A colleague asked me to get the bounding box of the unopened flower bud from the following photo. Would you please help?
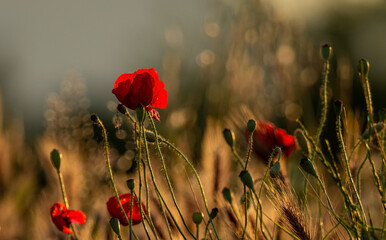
[209,208,218,219]
[222,187,233,204]
[334,99,343,117]
[300,158,317,178]
[358,59,370,78]
[126,179,135,190]
[362,122,385,139]
[361,228,370,240]
[117,104,127,114]
[294,129,310,157]
[145,131,156,142]
[136,105,145,124]
[247,119,257,134]
[109,218,121,236]
[192,212,204,224]
[90,113,98,123]
[321,43,332,61]
[270,161,281,178]
[239,170,254,190]
[50,149,61,170]
[223,129,235,148]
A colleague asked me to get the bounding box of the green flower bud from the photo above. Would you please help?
[126,179,135,190]
[145,130,156,142]
[362,122,385,139]
[209,208,218,219]
[270,161,281,178]
[321,43,332,61]
[90,113,98,123]
[222,187,233,204]
[334,99,343,117]
[109,218,121,236]
[294,129,310,157]
[360,228,370,240]
[247,119,257,134]
[192,212,204,225]
[50,149,61,170]
[223,129,235,148]
[239,170,254,190]
[300,158,317,178]
[358,58,370,78]
[136,105,145,124]
[117,104,127,114]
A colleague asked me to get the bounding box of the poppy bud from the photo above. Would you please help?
[90,113,99,123]
[109,218,121,236]
[294,129,310,157]
[239,170,254,190]
[126,179,135,190]
[50,149,61,170]
[358,59,370,78]
[222,187,233,204]
[247,119,257,134]
[136,105,145,124]
[145,130,156,142]
[362,122,385,139]
[321,43,332,61]
[378,108,386,122]
[270,161,281,178]
[334,99,343,117]
[223,129,235,148]
[117,104,127,114]
[361,228,370,240]
[192,212,204,225]
[209,208,218,219]
[300,158,317,178]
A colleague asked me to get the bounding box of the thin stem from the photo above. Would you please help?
[129,190,133,240]
[148,115,196,239]
[135,122,152,239]
[196,224,200,240]
[57,170,78,239]
[141,124,174,239]
[149,117,219,239]
[251,190,268,240]
[232,148,245,168]
[336,114,367,226]
[241,185,248,240]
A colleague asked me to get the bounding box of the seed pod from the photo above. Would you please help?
[247,119,257,134]
[192,212,204,225]
[223,129,235,148]
[210,208,219,219]
[321,43,332,61]
[126,179,135,190]
[270,161,281,178]
[222,187,233,204]
[300,158,317,178]
[50,149,61,170]
[239,170,254,190]
[109,218,121,236]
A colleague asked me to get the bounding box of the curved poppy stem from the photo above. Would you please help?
[135,121,153,239]
[149,116,220,239]
[148,114,198,239]
[92,116,133,230]
[140,124,175,239]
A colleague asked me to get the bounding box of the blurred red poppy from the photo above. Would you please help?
[106,193,145,226]
[245,122,295,164]
[112,68,168,121]
[50,202,86,234]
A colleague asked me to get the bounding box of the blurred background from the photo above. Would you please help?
[0,0,385,239]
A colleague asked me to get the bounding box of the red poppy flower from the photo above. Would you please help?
[245,122,295,164]
[106,193,146,226]
[112,68,168,121]
[50,202,86,234]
